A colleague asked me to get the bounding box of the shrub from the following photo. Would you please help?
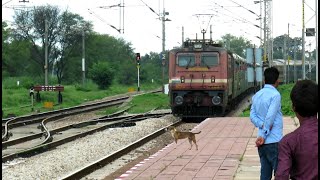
[88,61,114,89]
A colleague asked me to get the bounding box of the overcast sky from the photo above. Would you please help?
[2,0,317,54]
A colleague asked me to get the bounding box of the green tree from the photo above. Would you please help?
[2,21,11,77]
[218,34,253,58]
[12,5,93,84]
[117,61,137,85]
[88,61,114,89]
[68,33,134,85]
[2,21,35,77]
[140,52,164,84]
[54,11,93,84]
[272,35,302,60]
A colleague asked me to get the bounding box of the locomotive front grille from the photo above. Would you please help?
[172,105,224,117]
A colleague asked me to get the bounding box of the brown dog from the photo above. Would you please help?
[167,126,201,150]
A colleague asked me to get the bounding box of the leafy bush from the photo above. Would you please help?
[88,61,114,89]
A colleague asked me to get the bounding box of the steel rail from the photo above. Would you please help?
[60,120,182,180]
[1,89,161,123]
[2,112,171,163]
[2,97,128,142]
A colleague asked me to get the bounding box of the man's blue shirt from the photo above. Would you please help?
[250,84,283,144]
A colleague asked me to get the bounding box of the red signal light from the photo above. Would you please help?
[136,53,141,61]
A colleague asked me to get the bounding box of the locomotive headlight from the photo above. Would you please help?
[212,96,221,105]
[175,96,183,105]
[180,76,185,83]
[211,76,215,83]
[194,43,202,49]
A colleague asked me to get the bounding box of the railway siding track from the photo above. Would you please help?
[2,111,172,163]
[2,89,162,142]
[2,97,128,142]
[2,96,129,124]
[2,89,161,123]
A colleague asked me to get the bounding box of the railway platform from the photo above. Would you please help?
[115,116,298,180]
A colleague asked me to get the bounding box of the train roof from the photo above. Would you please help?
[170,38,226,52]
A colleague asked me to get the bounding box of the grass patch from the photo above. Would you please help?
[2,77,164,117]
[95,106,126,116]
[126,93,170,114]
[241,83,295,117]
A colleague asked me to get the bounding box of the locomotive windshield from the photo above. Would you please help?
[177,54,195,67]
[201,53,219,67]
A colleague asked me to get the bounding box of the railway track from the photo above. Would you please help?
[2,97,128,142]
[2,110,171,163]
[2,109,185,179]
[2,91,251,179]
[2,89,162,142]
[60,119,182,180]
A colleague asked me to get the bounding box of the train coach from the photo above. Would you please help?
[168,34,259,118]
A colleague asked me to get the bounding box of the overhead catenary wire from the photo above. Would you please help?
[139,0,159,17]
[205,5,260,44]
[227,0,260,18]
[2,0,14,6]
[211,1,263,29]
[98,4,121,9]
[87,8,121,33]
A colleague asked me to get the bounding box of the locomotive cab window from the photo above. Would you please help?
[201,53,219,67]
[177,54,195,67]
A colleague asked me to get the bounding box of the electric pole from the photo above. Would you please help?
[161,9,165,93]
[161,6,170,92]
[283,33,287,83]
[261,0,273,67]
[302,0,306,80]
[45,19,48,86]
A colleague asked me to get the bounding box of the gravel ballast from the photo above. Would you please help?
[2,114,181,179]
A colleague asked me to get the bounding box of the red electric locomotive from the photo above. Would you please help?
[168,32,255,118]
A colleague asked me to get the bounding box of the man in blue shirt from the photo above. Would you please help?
[250,67,283,180]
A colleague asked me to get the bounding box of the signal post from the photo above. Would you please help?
[136,53,141,92]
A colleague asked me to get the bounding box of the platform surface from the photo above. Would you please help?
[116,116,298,180]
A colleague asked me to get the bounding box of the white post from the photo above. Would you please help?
[82,29,85,85]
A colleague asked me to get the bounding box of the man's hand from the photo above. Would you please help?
[262,124,273,130]
[255,137,265,147]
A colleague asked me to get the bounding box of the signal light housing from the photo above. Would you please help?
[136,53,141,65]
[136,53,141,60]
